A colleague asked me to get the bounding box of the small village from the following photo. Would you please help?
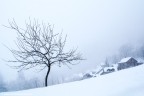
[72,57,144,81]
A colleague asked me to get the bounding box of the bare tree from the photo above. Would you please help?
[6,20,83,86]
[104,57,110,67]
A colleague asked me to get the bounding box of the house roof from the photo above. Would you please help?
[118,57,132,63]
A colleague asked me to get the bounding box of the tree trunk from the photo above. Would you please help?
[45,66,51,87]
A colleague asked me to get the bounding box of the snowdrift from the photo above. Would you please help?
[1,64,144,96]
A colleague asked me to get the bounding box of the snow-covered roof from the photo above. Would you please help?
[118,57,132,63]
[136,58,144,63]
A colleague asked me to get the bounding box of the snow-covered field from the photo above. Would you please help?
[1,64,144,96]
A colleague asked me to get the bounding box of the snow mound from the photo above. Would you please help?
[1,64,144,96]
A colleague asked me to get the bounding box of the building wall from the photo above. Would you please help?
[118,58,138,70]
[127,58,137,66]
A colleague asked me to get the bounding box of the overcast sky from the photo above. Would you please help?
[0,0,144,81]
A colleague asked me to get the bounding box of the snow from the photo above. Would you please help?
[64,73,83,82]
[1,64,144,96]
[118,57,132,63]
[95,66,103,72]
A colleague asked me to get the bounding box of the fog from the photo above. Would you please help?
[0,0,144,82]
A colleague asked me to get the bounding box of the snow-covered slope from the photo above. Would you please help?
[1,64,144,96]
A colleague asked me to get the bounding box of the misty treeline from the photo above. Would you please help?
[0,71,43,92]
[0,73,7,92]
[104,43,144,66]
[0,71,73,92]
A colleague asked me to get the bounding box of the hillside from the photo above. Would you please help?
[1,64,144,96]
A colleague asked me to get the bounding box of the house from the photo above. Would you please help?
[101,67,116,75]
[82,69,100,79]
[82,72,95,79]
[118,57,138,70]
[96,66,116,76]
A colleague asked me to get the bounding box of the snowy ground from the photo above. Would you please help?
[1,64,144,96]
